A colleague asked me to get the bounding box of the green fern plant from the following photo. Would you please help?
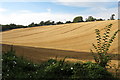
[91,24,119,68]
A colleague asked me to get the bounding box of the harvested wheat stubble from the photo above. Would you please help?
[1,20,119,53]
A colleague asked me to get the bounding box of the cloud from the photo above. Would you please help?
[91,7,118,19]
[18,10,31,13]
[53,1,118,19]
[0,8,7,12]
[0,11,76,25]
[47,8,51,13]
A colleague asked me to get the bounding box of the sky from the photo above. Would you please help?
[0,0,119,25]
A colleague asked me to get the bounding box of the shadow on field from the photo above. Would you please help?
[1,44,119,63]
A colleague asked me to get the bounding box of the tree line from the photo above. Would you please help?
[1,14,115,32]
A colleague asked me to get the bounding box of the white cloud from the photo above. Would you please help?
[47,8,51,13]
[0,11,76,25]
[0,8,7,12]
[18,10,31,13]
[91,7,118,19]
[53,1,118,19]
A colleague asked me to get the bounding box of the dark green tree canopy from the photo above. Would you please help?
[86,16,96,22]
[28,22,35,27]
[56,21,64,25]
[96,18,104,21]
[65,21,72,23]
[110,14,115,20]
[39,21,45,26]
[73,16,84,23]
[44,20,52,25]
